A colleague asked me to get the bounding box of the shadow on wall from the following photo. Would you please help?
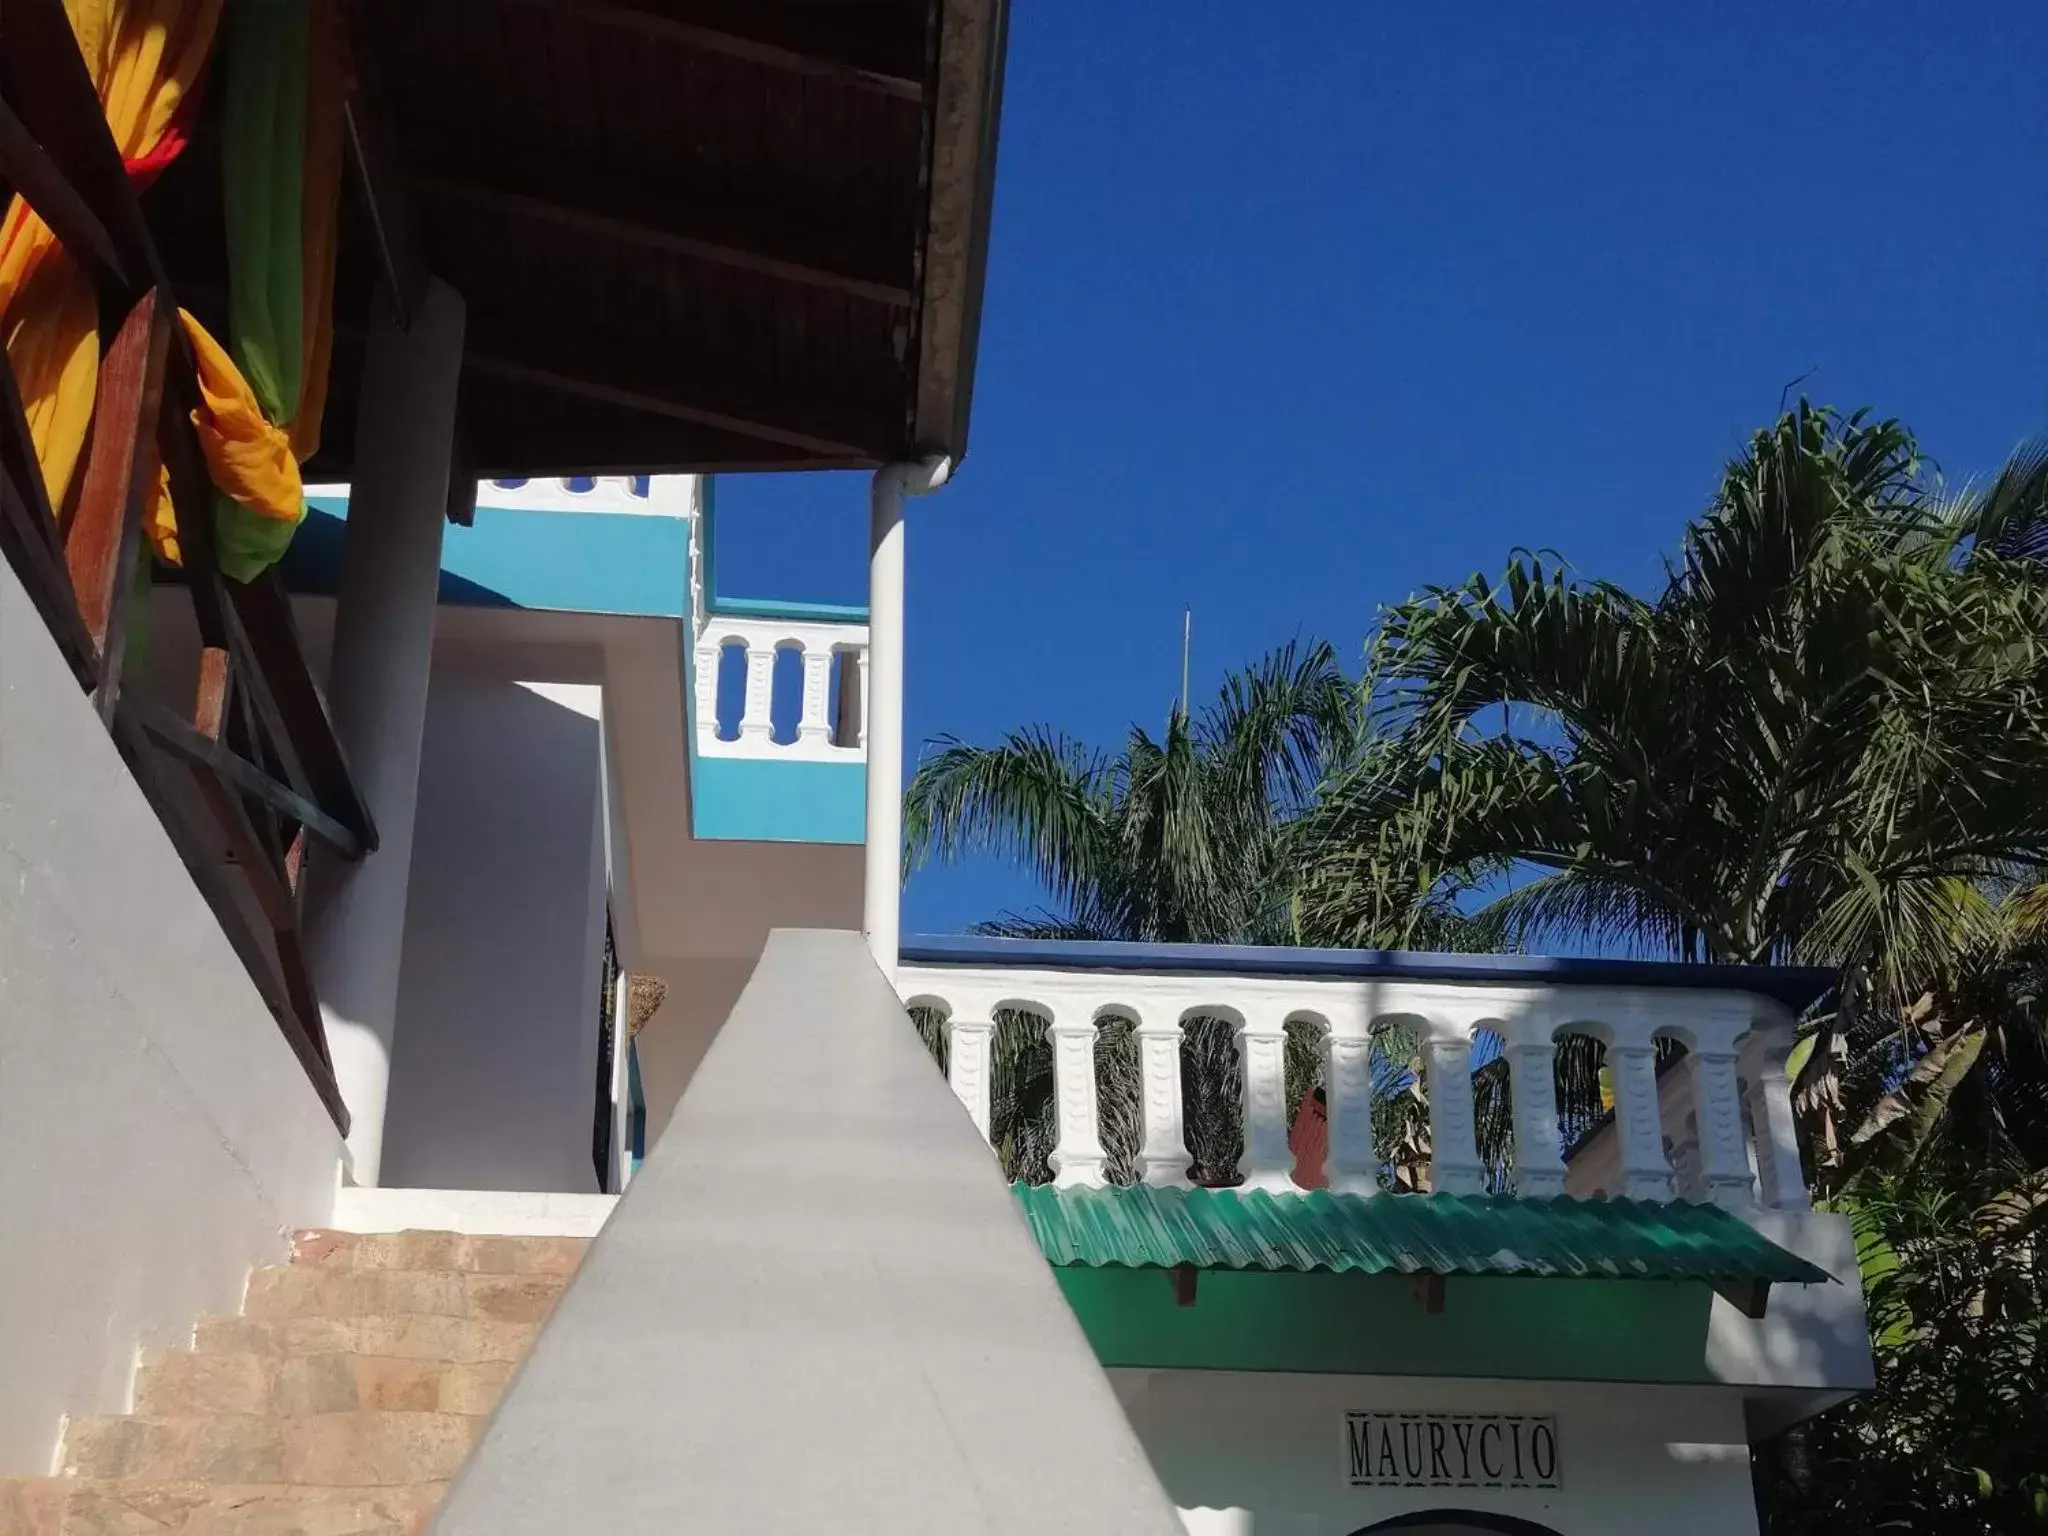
[381,672,609,1193]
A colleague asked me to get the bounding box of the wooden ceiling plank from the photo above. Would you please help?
[501,0,924,102]
[461,350,881,462]
[413,173,914,308]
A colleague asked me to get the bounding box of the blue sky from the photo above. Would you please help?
[714,4,2048,937]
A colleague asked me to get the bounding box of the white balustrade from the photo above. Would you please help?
[478,474,697,517]
[897,957,1810,1229]
[946,1017,994,1141]
[1740,1021,1813,1212]
[1133,1017,1190,1187]
[1046,1014,1108,1187]
[1236,1013,1294,1191]
[1606,1027,1677,1201]
[1422,1025,1487,1196]
[1503,1018,1568,1197]
[1322,1031,1379,1196]
[693,615,870,762]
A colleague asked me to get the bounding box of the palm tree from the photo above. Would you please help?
[905,638,1362,944]
[1297,404,2048,1182]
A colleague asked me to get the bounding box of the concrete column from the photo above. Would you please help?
[862,457,951,975]
[303,279,465,1186]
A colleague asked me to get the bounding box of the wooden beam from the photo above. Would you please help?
[0,91,129,295]
[111,707,351,1135]
[462,347,888,463]
[339,0,429,327]
[1713,1279,1771,1320]
[136,703,363,859]
[1170,1264,1199,1308]
[66,288,170,723]
[0,0,163,294]
[226,573,380,853]
[1410,1273,1446,1314]
[413,173,915,308]
[502,0,924,101]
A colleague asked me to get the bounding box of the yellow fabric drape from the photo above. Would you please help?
[0,0,221,512]
[145,310,303,569]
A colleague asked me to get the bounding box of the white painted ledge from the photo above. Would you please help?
[328,1188,618,1237]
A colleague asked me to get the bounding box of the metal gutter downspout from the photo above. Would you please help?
[864,456,952,975]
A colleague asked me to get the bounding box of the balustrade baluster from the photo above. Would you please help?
[1134,1016,1189,1187]
[1046,1014,1107,1187]
[739,641,775,741]
[1503,1024,1568,1197]
[1323,1029,1379,1196]
[1688,1039,1756,1210]
[945,1016,994,1143]
[1608,1032,1677,1201]
[1740,1025,1811,1212]
[693,641,720,738]
[1423,1027,1487,1196]
[798,642,832,744]
[1234,1013,1293,1190]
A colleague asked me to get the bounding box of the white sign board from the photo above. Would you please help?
[1344,1411,1560,1491]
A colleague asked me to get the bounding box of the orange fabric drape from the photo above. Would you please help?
[0,0,222,512]
[146,310,303,568]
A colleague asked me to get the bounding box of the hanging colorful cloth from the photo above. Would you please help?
[0,0,222,514]
[146,0,346,581]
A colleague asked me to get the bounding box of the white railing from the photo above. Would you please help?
[478,474,698,517]
[693,615,868,762]
[895,953,1813,1220]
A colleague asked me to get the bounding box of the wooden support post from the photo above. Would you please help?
[1410,1273,1446,1314]
[65,286,168,721]
[1171,1263,1198,1308]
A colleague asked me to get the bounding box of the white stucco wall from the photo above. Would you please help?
[1113,1370,1760,1536]
[378,668,608,1193]
[0,563,344,1473]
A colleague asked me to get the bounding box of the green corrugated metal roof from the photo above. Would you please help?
[1012,1184,1833,1285]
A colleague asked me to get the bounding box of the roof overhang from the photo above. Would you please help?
[148,0,1009,481]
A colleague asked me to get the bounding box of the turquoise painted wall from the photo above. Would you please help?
[1055,1268,1720,1385]
[691,756,867,845]
[299,497,690,618]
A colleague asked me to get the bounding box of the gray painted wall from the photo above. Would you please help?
[432,929,1185,1534]
[0,563,343,1472]
[380,669,608,1193]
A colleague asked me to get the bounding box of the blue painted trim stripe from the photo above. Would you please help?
[896,936,1835,1009]
[709,596,871,623]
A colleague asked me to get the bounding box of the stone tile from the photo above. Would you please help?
[60,1418,147,1479]
[135,1352,273,1417]
[463,1275,563,1324]
[54,1479,212,1535]
[385,1233,469,1273]
[352,1272,466,1319]
[350,1359,442,1414]
[274,1319,359,1357]
[282,1414,480,1487]
[463,1237,586,1276]
[192,1319,276,1357]
[352,1316,533,1365]
[275,1355,361,1416]
[435,1362,513,1418]
[0,1477,71,1536]
[291,1230,359,1271]
[243,1269,358,1322]
[65,1418,286,1484]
